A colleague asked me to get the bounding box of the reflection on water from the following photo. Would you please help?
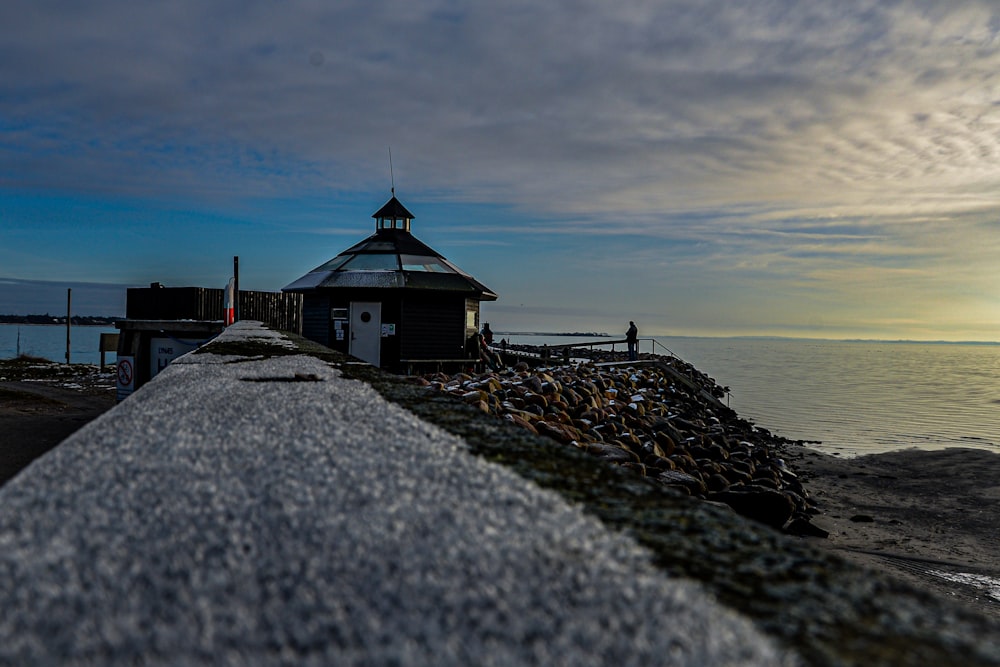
[930,571,1000,603]
[505,334,1000,458]
[669,338,1000,458]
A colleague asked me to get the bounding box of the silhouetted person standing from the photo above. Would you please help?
[626,321,638,361]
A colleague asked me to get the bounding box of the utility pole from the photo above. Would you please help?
[65,288,72,364]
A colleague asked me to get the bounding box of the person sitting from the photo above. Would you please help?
[477,332,504,371]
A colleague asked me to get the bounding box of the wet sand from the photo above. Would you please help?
[788,445,1000,622]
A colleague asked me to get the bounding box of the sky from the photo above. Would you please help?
[3,1,1000,340]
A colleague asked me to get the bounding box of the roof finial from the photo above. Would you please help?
[388,146,395,196]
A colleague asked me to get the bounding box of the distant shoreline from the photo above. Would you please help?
[0,315,120,326]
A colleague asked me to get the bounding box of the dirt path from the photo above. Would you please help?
[787,445,1000,622]
[0,358,117,486]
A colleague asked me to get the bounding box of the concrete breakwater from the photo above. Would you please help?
[0,323,791,666]
[418,355,822,535]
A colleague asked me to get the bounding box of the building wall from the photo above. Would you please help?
[302,295,331,347]
[309,290,403,364]
[400,295,468,360]
[302,289,479,370]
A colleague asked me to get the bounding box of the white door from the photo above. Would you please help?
[349,302,382,366]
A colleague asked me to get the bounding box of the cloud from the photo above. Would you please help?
[4,1,1000,338]
[3,1,998,217]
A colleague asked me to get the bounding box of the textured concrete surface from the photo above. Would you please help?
[0,322,791,666]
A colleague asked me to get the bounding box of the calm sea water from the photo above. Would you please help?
[504,334,1000,458]
[0,323,119,366]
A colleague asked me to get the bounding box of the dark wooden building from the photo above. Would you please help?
[282,195,498,372]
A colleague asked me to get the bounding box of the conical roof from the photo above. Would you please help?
[282,197,498,299]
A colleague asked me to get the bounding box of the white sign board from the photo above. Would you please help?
[150,337,201,378]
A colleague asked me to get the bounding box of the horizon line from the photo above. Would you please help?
[498,331,1000,346]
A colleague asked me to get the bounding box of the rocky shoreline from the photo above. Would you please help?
[415,346,1000,625]
[417,349,825,536]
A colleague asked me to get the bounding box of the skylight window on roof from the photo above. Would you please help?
[400,254,454,273]
[313,255,352,272]
[341,254,400,271]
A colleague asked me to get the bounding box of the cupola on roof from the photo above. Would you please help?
[372,195,415,231]
[282,195,497,299]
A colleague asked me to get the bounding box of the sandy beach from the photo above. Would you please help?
[787,444,1000,622]
[3,356,1000,626]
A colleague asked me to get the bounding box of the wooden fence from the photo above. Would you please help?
[126,286,302,334]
